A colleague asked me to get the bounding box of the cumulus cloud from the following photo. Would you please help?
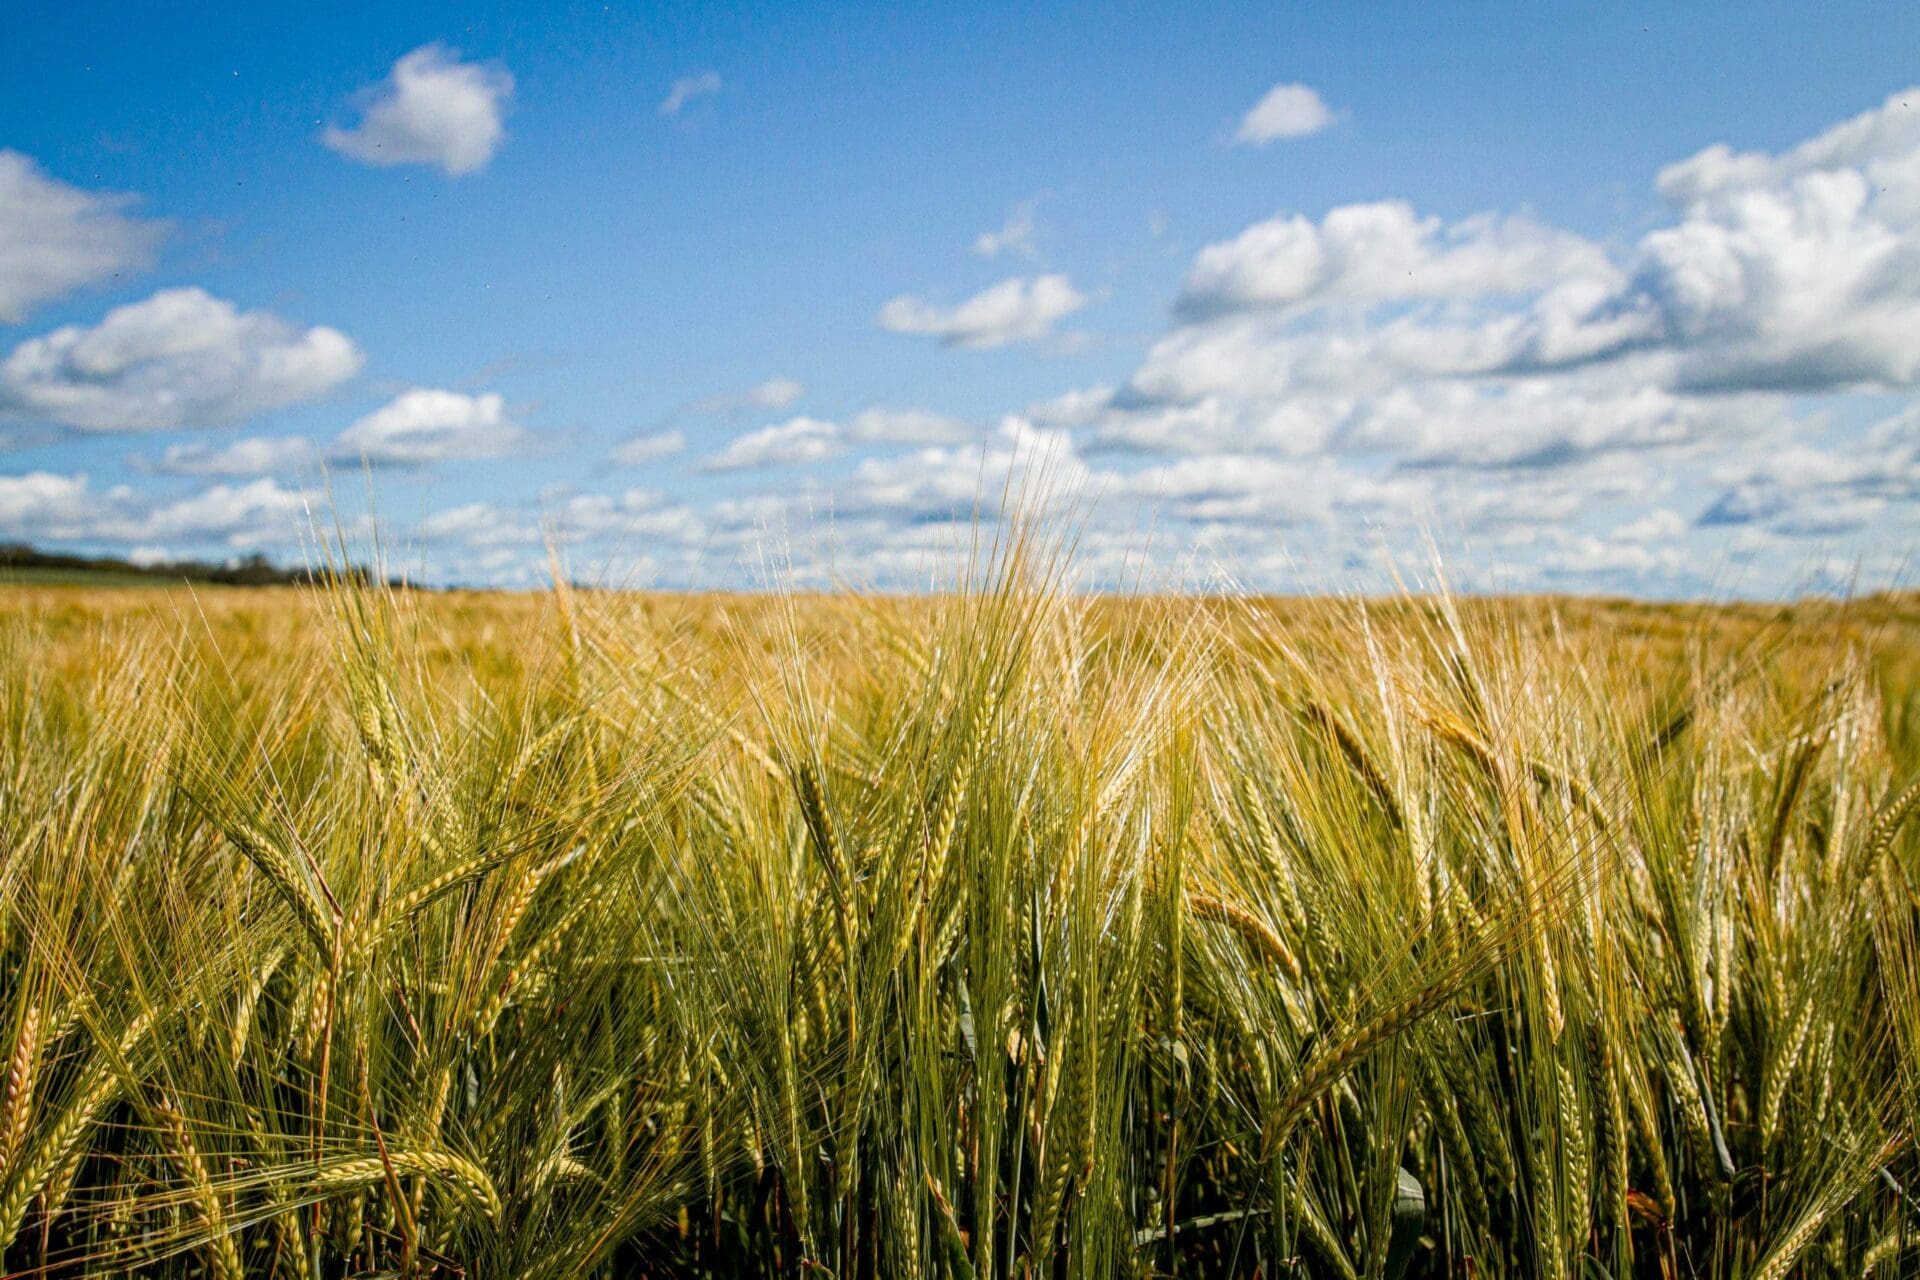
[974,200,1039,259]
[659,71,722,117]
[1235,83,1339,144]
[548,488,706,543]
[1696,408,1920,535]
[1333,378,1776,471]
[1124,309,1524,405]
[30,89,1920,598]
[841,417,1086,522]
[0,470,310,547]
[331,389,527,466]
[689,375,804,415]
[0,152,166,324]
[1105,453,1335,527]
[611,429,687,465]
[0,471,115,542]
[847,406,972,445]
[1302,85,1920,394]
[877,275,1088,350]
[820,92,1891,593]
[1094,81,1920,568]
[141,478,311,543]
[418,490,706,564]
[136,435,318,477]
[1578,89,1920,391]
[0,288,361,432]
[1025,384,1115,427]
[1089,393,1350,455]
[1176,201,1614,320]
[702,416,841,470]
[417,501,531,549]
[324,45,513,176]
[1613,508,1690,544]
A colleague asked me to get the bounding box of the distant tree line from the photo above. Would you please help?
[0,544,404,588]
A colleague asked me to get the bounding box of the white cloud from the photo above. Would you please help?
[689,375,804,415]
[838,92,1899,593]
[0,471,115,541]
[0,288,361,432]
[1025,384,1114,427]
[1697,408,1920,534]
[702,416,842,470]
[1106,453,1334,527]
[877,274,1088,349]
[974,200,1039,259]
[659,71,722,117]
[27,90,1920,599]
[418,501,538,550]
[331,389,526,466]
[1100,82,1920,496]
[1177,200,1614,319]
[141,478,310,543]
[1123,311,1499,404]
[549,488,706,543]
[611,429,687,465]
[0,470,310,548]
[1333,378,1775,470]
[1477,86,1920,392]
[0,152,166,324]
[842,417,1086,521]
[1525,528,1697,586]
[1089,393,1350,455]
[847,406,972,445]
[137,435,318,477]
[1235,83,1339,144]
[417,490,707,574]
[1614,509,1689,543]
[324,45,513,177]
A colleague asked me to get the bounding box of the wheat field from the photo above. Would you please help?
[2,541,1918,1278]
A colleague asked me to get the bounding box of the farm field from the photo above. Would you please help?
[2,560,1918,1278]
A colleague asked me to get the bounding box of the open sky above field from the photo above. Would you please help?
[3,1,1919,594]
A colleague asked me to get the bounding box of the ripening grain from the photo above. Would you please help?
[0,549,1917,1278]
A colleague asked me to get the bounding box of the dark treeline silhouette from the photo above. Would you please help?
[0,544,404,588]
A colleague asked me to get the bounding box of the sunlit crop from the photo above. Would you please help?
[2,537,1917,1277]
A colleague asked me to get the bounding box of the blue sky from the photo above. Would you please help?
[4,2,1920,593]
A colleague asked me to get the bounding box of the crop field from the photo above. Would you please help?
[2,549,1919,1278]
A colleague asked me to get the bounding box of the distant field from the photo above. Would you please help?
[0,545,386,590]
[0,564,186,587]
[1,571,1917,1278]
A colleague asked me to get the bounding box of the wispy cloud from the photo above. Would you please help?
[0,151,166,323]
[689,376,803,415]
[660,71,722,117]
[974,200,1039,259]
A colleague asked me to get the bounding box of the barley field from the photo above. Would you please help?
[2,544,1919,1278]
